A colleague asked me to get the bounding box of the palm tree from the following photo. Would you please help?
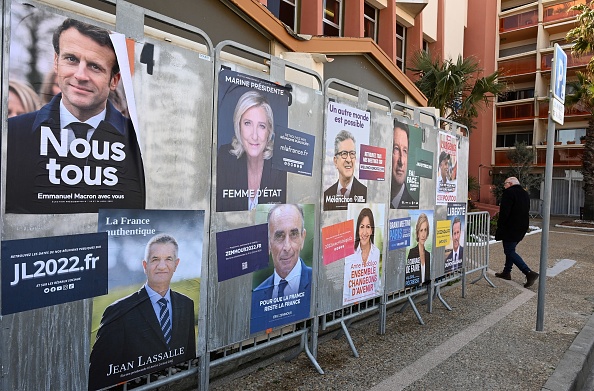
[567,3,594,220]
[565,72,594,220]
[408,50,505,133]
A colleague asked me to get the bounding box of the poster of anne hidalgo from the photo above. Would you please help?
[5,5,145,214]
[216,68,290,212]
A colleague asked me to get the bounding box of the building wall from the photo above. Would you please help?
[465,0,498,204]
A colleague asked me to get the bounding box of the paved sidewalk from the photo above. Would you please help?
[208,217,594,391]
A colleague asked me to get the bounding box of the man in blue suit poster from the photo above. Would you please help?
[250,204,312,334]
[6,18,145,214]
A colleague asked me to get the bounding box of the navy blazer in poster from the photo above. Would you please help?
[216,143,287,212]
[6,94,145,214]
[88,286,195,390]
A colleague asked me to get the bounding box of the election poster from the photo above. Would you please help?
[444,202,466,273]
[343,203,385,305]
[405,210,434,287]
[216,224,269,282]
[388,217,411,251]
[89,209,204,390]
[216,68,291,212]
[321,220,355,265]
[390,120,421,209]
[6,5,145,214]
[250,204,314,334]
[1,233,108,315]
[436,131,458,204]
[323,101,371,211]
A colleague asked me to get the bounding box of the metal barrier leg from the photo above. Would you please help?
[427,282,433,313]
[434,285,452,311]
[406,295,425,325]
[379,294,386,335]
[200,355,210,391]
[470,268,496,288]
[312,316,319,358]
[302,330,325,374]
[340,320,360,358]
[462,267,467,298]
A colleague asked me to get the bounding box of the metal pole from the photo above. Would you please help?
[536,95,556,331]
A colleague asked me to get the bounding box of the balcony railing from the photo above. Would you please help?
[543,0,590,23]
[495,144,584,167]
[498,56,537,77]
[537,101,590,118]
[496,102,535,121]
[536,145,584,166]
[541,50,591,70]
[500,9,538,33]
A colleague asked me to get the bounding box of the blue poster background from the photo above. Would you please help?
[272,125,315,176]
[388,217,411,251]
[216,224,270,281]
[2,233,108,315]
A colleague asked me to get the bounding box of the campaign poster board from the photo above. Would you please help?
[89,209,203,390]
[436,131,458,205]
[405,210,434,287]
[1,233,108,315]
[215,68,292,212]
[250,204,314,334]
[5,5,145,214]
[323,101,371,211]
[444,203,466,273]
[342,203,385,305]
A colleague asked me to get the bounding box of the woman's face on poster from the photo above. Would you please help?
[240,105,269,159]
[358,216,372,248]
[417,221,428,245]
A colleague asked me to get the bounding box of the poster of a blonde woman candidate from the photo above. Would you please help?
[6,5,145,214]
[216,69,290,212]
[405,210,434,287]
[89,209,203,390]
[343,204,385,305]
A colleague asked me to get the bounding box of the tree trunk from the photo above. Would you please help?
[582,116,594,220]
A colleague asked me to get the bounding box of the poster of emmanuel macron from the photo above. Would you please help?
[6,11,145,214]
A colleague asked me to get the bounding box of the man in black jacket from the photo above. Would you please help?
[494,177,539,288]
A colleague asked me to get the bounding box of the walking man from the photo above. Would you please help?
[495,177,539,288]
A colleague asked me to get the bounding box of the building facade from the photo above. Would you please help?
[474,0,589,214]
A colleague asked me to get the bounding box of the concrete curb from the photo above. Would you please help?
[541,312,594,391]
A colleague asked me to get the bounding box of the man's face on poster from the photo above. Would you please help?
[143,242,180,290]
[333,138,356,183]
[452,221,461,251]
[440,158,448,181]
[268,205,306,279]
[54,27,120,121]
[392,127,409,187]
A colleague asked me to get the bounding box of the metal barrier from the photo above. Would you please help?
[462,211,495,297]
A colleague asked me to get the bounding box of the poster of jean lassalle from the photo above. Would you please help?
[90,209,203,390]
[6,5,145,214]
[342,203,385,305]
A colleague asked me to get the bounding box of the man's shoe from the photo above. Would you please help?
[495,271,511,280]
[524,271,539,288]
